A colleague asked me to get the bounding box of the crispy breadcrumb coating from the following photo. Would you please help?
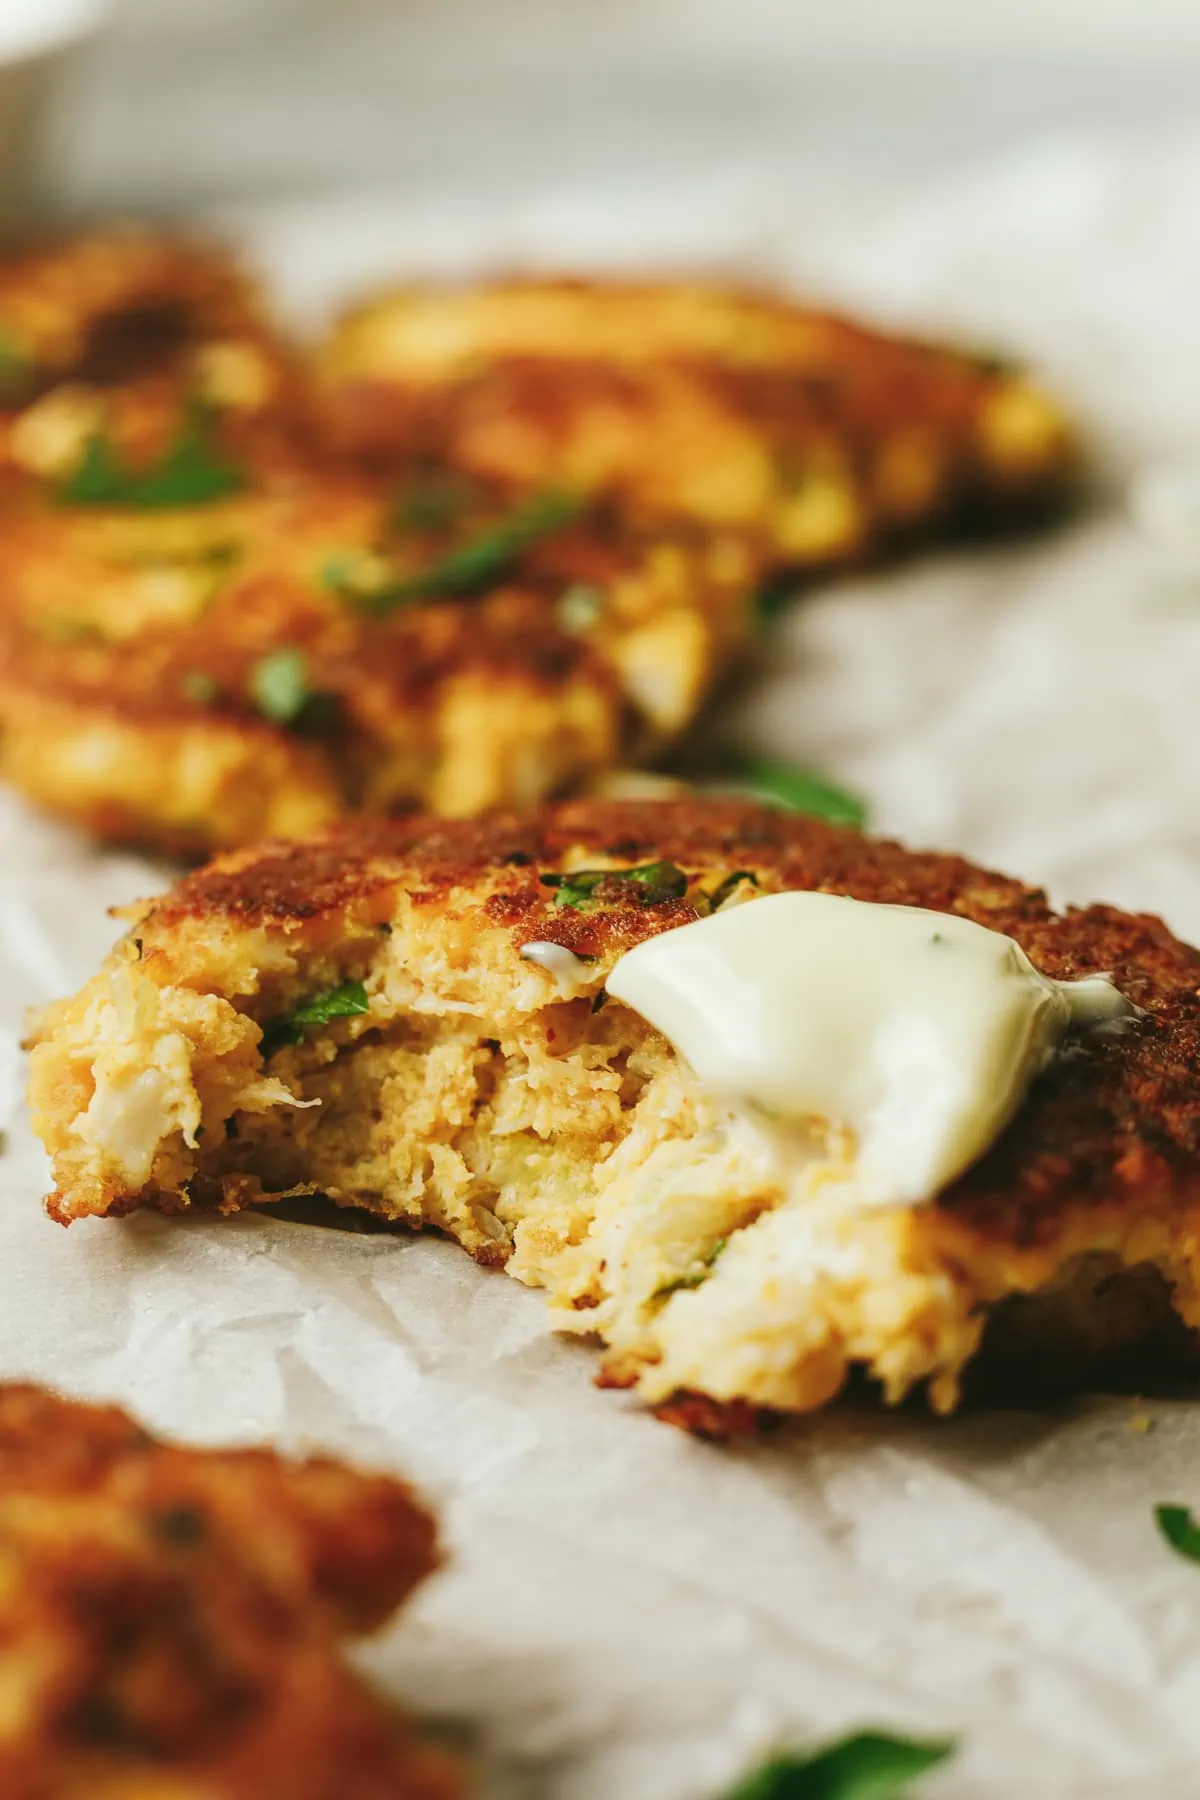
[0,225,311,495]
[320,275,1078,566]
[0,240,1077,853]
[28,800,1200,1425]
[0,470,758,852]
[0,1382,460,1799]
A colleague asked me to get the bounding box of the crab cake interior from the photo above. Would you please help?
[31,800,1200,1422]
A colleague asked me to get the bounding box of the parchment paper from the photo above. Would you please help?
[7,132,1200,1799]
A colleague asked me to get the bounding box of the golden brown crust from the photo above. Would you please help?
[320,275,1079,559]
[0,225,313,491]
[0,1382,460,1799]
[139,797,1200,1255]
[595,1371,777,1441]
[30,797,1200,1424]
[0,246,1076,852]
[0,469,757,848]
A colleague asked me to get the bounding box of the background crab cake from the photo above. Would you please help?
[0,466,759,852]
[0,241,1078,852]
[28,799,1200,1425]
[0,225,311,499]
[0,1382,459,1799]
[320,275,1079,569]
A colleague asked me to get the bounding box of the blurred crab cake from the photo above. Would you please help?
[0,1382,459,1799]
[30,799,1200,1426]
[320,275,1078,569]
[0,244,1078,853]
[0,224,310,497]
[0,465,759,853]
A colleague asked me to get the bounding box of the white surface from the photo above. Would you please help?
[0,0,103,60]
[8,133,1200,1797]
[631,0,1200,59]
[102,0,1200,57]
[49,2,1200,214]
[0,0,100,220]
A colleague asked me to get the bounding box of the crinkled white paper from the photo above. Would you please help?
[7,133,1200,1799]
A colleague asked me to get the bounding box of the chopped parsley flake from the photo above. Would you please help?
[706,868,760,913]
[260,980,370,1058]
[724,1730,956,1800]
[754,575,800,624]
[330,489,581,613]
[249,648,337,733]
[320,550,378,596]
[729,758,867,829]
[960,346,1017,378]
[1156,1503,1200,1562]
[655,1237,727,1300]
[541,858,689,912]
[250,648,313,725]
[57,400,245,509]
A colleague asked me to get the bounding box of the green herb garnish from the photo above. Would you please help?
[754,575,801,624]
[1155,1503,1200,1562]
[249,649,337,733]
[541,858,689,912]
[724,1730,956,1800]
[250,648,313,726]
[706,868,760,913]
[959,346,1017,379]
[260,980,370,1058]
[728,758,867,830]
[320,550,374,595]
[331,489,581,613]
[655,1237,727,1301]
[57,400,245,509]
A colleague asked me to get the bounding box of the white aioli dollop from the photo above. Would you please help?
[519,940,593,996]
[606,891,1141,1207]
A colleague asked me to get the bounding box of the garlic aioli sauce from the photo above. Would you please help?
[519,940,593,997]
[606,891,1141,1208]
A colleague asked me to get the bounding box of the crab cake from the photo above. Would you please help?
[320,276,1078,569]
[0,225,310,497]
[0,468,759,853]
[29,799,1200,1426]
[0,1382,459,1799]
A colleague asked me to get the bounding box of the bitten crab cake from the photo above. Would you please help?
[0,467,759,853]
[28,800,1200,1428]
[0,1382,459,1798]
[319,275,1078,570]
